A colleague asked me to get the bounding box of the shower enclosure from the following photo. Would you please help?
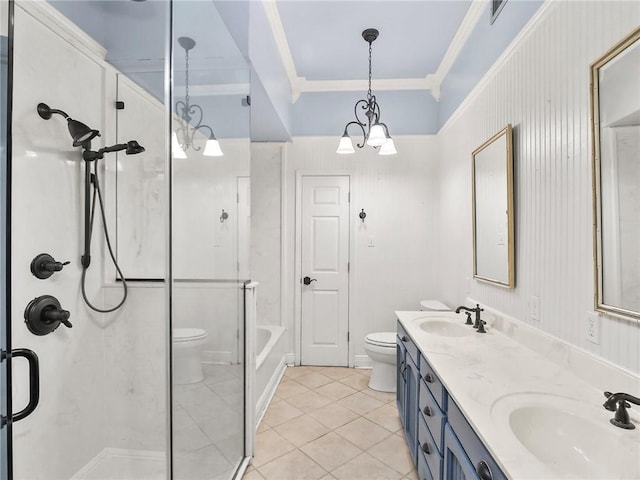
[1,0,252,478]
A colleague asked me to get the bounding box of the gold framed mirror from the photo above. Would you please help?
[472,124,515,288]
[591,26,640,320]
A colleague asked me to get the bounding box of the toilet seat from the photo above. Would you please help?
[173,328,208,343]
[365,332,396,348]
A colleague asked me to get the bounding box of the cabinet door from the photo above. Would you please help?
[396,342,406,426]
[443,424,478,480]
[404,352,419,466]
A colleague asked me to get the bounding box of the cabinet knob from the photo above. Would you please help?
[423,406,432,416]
[401,336,408,342]
[476,460,493,480]
[424,373,433,383]
[421,442,431,455]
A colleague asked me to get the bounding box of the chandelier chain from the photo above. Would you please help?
[185,47,190,107]
[367,41,372,101]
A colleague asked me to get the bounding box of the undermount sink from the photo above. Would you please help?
[416,318,474,337]
[491,393,640,478]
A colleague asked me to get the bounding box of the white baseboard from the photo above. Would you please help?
[354,355,373,369]
[285,352,296,366]
[256,354,287,428]
[71,448,165,479]
[202,350,234,364]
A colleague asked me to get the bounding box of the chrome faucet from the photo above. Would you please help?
[454,304,486,333]
[603,392,640,429]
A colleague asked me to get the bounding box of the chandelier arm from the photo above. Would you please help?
[353,99,371,129]
[187,103,205,130]
[344,121,366,149]
[194,124,216,140]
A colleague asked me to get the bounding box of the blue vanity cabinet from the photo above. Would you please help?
[396,341,406,426]
[446,399,507,480]
[443,424,478,480]
[397,321,420,465]
[397,318,507,480]
[417,354,447,479]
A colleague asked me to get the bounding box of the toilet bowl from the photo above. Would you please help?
[364,332,397,392]
[173,328,208,385]
[365,301,451,392]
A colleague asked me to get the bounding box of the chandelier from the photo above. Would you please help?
[173,36,223,158]
[336,28,397,156]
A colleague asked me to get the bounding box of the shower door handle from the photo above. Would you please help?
[303,276,317,286]
[11,348,40,423]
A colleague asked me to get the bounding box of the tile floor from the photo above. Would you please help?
[173,363,245,480]
[243,366,418,480]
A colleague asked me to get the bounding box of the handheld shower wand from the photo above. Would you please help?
[37,103,145,313]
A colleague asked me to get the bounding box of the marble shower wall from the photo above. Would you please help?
[11,5,109,478]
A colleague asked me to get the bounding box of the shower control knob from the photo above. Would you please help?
[30,253,70,279]
[24,295,73,336]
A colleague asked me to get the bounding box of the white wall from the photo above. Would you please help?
[436,0,640,374]
[280,137,440,361]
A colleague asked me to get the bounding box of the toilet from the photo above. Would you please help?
[364,300,451,392]
[364,332,398,392]
[173,328,208,385]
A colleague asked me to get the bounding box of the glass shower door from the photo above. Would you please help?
[1,2,9,475]
[171,2,250,478]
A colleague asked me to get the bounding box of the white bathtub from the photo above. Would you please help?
[255,325,286,424]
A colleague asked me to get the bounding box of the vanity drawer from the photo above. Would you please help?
[419,353,446,411]
[448,398,507,480]
[418,415,442,480]
[397,321,419,365]
[417,447,435,480]
[419,379,445,454]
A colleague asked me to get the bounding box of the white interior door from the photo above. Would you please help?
[300,175,350,366]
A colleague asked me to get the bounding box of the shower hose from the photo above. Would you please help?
[80,160,128,312]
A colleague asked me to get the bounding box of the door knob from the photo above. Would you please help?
[303,276,317,285]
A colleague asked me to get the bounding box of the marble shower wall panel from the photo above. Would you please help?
[112,76,167,280]
[250,143,282,328]
[104,286,167,452]
[10,5,108,478]
[436,1,640,373]
[283,137,440,359]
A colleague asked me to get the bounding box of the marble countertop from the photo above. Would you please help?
[395,310,640,479]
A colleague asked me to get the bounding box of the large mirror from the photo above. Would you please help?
[591,27,640,320]
[472,124,515,288]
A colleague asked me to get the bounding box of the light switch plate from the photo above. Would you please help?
[530,295,540,322]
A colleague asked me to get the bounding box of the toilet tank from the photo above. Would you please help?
[419,300,450,311]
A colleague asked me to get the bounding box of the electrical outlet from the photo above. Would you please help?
[586,312,600,344]
[530,295,540,322]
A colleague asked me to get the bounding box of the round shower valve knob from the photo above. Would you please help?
[24,295,72,336]
[30,253,70,279]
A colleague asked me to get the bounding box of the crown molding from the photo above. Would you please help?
[438,0,555,134]
[428,0,487,100]
[174,83,251,97]
[262,0,300,96]
[263,0,487,103]
[17,0,107,61]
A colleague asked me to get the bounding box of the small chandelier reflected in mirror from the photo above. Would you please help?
[173,36,223,158]
[336,28,397,156]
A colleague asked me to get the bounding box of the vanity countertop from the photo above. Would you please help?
[396,310,640,479]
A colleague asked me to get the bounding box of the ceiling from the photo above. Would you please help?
[47,0,543,140]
